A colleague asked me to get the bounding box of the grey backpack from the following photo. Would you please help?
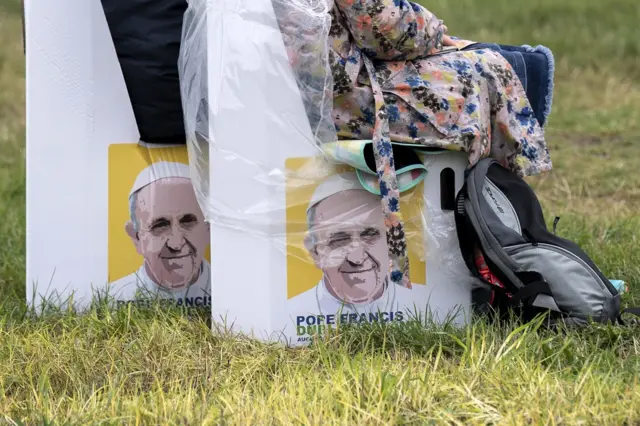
[454,158,638,326]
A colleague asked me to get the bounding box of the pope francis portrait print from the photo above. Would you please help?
[109,161,211,306]
[289,171,424,318]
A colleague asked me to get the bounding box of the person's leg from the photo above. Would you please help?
[519,45,555,128]
[462,44,528,94]
[495,44,554,127]
[463,43,553,127]
[433,48,551,175]
[361,48,552,177]
[470,49,552,176]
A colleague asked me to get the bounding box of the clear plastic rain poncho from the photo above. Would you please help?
[177,0,475,339]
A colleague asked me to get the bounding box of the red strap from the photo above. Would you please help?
[474,248,513,299]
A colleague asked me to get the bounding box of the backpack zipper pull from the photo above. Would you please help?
[553,216,561,235]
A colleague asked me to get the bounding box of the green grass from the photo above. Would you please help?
[1,0,640,424]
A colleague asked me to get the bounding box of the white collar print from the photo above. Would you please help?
[314,276,396,316]
[128,260,211,300]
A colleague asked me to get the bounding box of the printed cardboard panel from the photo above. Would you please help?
[25,0,139,309]
[107,144,212,309]
[284,157,430,343]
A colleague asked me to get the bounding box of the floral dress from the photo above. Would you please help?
[326,0,553,288]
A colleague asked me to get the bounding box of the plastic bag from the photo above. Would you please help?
[178,0,335,220]
[178,0,473,342]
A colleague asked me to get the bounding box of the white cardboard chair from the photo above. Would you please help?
[205,0,472,345]
[25,0,211,310]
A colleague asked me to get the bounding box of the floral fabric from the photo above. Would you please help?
[322,0,553,287]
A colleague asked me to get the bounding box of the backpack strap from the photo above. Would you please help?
[454,189,482,276]
[623,307,640,317]
[510,280,551,305]
[454,159,504,278]
[618,307,640,325]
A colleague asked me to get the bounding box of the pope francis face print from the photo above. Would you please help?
[125,162,210,291]
[304,172,390,305]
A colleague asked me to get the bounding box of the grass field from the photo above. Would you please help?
[1,0,640,424]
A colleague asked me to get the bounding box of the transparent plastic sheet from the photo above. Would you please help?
[178,0,211,216]
[271,0,336,146]
[177,0,473,341]
[178,0,336,222]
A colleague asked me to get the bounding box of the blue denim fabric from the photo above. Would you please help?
[463,43,555,128]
